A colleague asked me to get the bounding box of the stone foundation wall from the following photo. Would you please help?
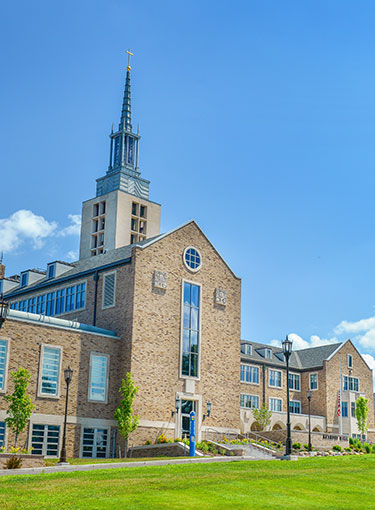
[129,442,189,458]
[0,453,44,469]
[249,430,351,449]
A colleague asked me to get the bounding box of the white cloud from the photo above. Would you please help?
[66,250,78,262]
[58,214,81,237]
[362,353,375,371]
[271,333,338,351]
[0,210,57,253]
[334,317,375,335]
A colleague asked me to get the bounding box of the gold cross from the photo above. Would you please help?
[126,48,134,71]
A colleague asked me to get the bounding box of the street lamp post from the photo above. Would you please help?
[282,335,293,457]
[59,366,73,464]
[307,389,312,452]
[0,295,9,330]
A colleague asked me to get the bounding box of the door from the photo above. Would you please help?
[181,400,197,438]
[82,427,109,458]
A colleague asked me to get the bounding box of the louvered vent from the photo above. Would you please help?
[103,273,115,308]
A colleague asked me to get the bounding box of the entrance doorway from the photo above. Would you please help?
[181,400,197,437]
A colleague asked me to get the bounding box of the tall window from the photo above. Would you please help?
[82,428,108,458]
[269,398,282,412]
[40,346,61,396]
[182,282,200,378]
[351,402,356,418]
[240,394,259,409]
[55,289,65,315]
[241,365,259,384]
[269,369,282,388]
[46,292,56,316]
[31,424,60,456]
[288,373,301,391]
[310,373,318,390]
[76,283,86,310]
[113,136,120,165]
[343,376,359,392]
[89,354,108,402]
[0,340,8,391]
[342,402,348,417]
[102,273,116,309]
[0,422,5,448]
[65,286,76,312]
[289,401,301,414]
[27,297,36,314]
[348,354,353,368]
[37,295,45,314]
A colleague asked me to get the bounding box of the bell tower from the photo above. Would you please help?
[79,50,161,259]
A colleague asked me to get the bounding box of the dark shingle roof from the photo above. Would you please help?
[241,340,342,370]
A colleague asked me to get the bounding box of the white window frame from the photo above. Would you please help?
[102,271,117,310]
[348,354,353,368]
[80,426,110,459]
[289,400,302,414]
[30,423,61,457]
[241,344,252,355]
[88,352,110,404]
[240,364,260,385]
[182,246,203,273]
[38,344,63,399]
[0,337,10,394]
[309,372,318,391]
[269,369,282,388]
[180,279,202,381]
[240,393,259,409]
[269,397,282,412]
[288,372,301,392]
[343,375,359,392]
[265,348,272,359]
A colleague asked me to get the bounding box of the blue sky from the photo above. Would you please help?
[1,1,375,368]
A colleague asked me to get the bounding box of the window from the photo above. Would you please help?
[132,202,138,215]
[140,205,146,218]
[241,344,252,355]
[82,428,108,458]
[19,300,27,312]
[348,354,353,368]
[46,292,56,316]
[89,354,109,402]
[351,402,356,418]
[241,365,259,384]
[289,400,301,414]
[47,264,56,279]
[0,422,5,448]
[27,297,36,314]
[342,402,348,417]
[183,247,202,272]
[40,346,61,396]
[269,398,282,412]
[100,201,106,215]
[55,289,65,315]
[65,286,76,312]
[180,400,197,437]
[20,272,28,288]
[265,349,271,359]
[181,281,200,378]
[269,369,282,388]
[240,394,259,409]
[0,340,8,391]
[37,295,45,315]
[76,283,86,310]
[103,273,116,309]
[310,373,318,390]
[93,203,99,217]
[31,424,60,456]
[113,135,121,165]
[288,373,301,391]
[343,376,359,392]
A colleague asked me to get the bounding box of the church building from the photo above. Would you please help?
[0,53,373,458]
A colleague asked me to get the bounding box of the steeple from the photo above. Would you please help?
[95,50,151,200]
[119,49,133,132]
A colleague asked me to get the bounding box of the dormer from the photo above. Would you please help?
[19,269,46,289]
[241,343,252,355]
[274,352,285,362]
[256,347,273,360]
[0,278,19,294]
[47,261,74,280]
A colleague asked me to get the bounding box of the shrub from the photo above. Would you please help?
[174,438,183,443]
[219,449,226,456]
[349,437,355,446]
[156,434,168,444]
[198,442,209,454]
[371,444,375,454]
[303,444,309,451]
[144,439,152,445]
[356,441,363,451]
[364,443,371,454]
[210,448,218,456]
[292,442,302,450]
[344,447,352,452]
[5,456,22,469]
[222,437,229,444]
[332,445,342,452]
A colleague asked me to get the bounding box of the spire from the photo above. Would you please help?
[120,49,134,132]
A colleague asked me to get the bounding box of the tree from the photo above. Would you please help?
[4,368,35,448]
[355,397,369,436]
[114,372,139,457]
[252,403,272,431]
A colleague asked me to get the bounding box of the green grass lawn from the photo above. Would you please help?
[44,456,185,466]
[1,455,375,510]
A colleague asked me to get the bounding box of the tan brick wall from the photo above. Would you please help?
[129,223,242,436]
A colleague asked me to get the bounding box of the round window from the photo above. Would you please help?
[183,247,202,272]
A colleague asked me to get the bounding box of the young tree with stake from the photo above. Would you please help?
[114,372,139,458]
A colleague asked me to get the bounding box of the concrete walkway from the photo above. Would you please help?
[0,454,274,477]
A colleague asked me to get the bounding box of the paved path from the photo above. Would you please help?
[0,454,274,477]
